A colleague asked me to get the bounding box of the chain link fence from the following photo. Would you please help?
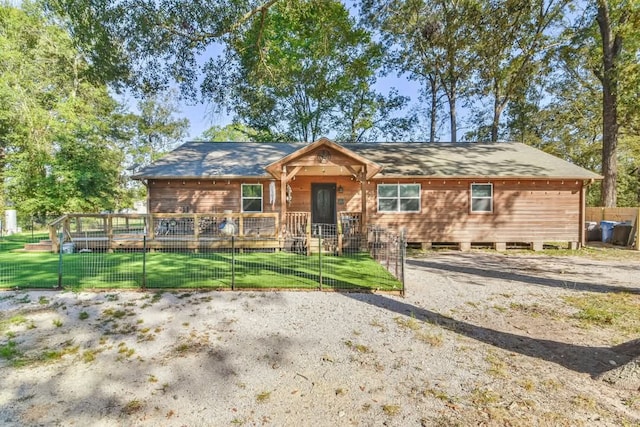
[0,224,405,293]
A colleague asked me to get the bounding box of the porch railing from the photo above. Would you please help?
[48,211,364,253]
[338,211,362,236]
[284,212,310,236]
[49,212,279,253]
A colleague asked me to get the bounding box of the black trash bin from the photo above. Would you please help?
[585,222,601,242]
[611,224,632,246]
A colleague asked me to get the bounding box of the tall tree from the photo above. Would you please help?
[594,0,629,207]
[361,0,480,143]
[43,0,283,94]
[0,3,133,218]
[472,0,569,142]
[129,90,189,169]
[558,0,640,206]
[205,0,401,142]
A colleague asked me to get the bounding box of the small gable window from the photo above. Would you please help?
[470,183,493,213]
[377,183,421,213]
[242,184,263,212]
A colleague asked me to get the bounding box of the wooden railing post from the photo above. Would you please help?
[107,215,114,253]
[147,214,155,240]
[636,208,640,251]
[193,214,200,242]
[49,225,59,253]
[238,213,244,236]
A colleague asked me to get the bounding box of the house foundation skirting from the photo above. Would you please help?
[414,241,579,252]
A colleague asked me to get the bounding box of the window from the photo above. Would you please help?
[471,183,493,213]
[377,184,420,212]
[242,184,263,212]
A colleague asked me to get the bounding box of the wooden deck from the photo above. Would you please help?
[46,212,366,254]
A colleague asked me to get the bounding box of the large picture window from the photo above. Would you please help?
[377,184,421,212]
[242,184,263,212]
[471,183,493,213]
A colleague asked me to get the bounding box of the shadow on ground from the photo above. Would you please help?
[406,257,638,294]
[345,292,640,379]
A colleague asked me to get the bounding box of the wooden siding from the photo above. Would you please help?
[366,178,583,243]
[147,179,281,214]
[147,177,585,245]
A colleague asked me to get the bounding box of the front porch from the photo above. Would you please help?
[45,212,365,255]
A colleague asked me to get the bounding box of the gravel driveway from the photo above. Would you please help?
[0,252,638,426]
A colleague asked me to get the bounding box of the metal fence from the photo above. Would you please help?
[0,225,405,293]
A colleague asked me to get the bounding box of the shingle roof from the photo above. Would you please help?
[133,142,300,179]
[132,141,601,180]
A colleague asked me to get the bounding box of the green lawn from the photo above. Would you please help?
[0,233,402,291]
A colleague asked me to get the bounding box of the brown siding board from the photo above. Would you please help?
[367,178,582,243]
[148,179,280,214]
[148,176,583,245]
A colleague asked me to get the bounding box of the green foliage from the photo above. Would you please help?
[0,3,132,216]
[129,90,189,167]
[210,0,407,142]
[198,123,256,142]
[37,0,640,205]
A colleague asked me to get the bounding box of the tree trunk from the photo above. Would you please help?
[447,90,457,143]
[491,80,506,143]
[429,75,438,143]
[597,0,621,207]
[491,104,506,143]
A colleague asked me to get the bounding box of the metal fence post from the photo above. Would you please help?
[318,225,322,291]
[57,230,63,289]
[142,236,147,289]
[400,228,406,297]
[231,235,235,290]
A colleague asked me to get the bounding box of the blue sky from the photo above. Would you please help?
[174,73,422,141]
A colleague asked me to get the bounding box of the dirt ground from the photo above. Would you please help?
[0,250,639,426]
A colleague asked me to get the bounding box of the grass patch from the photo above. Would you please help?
[394,315,421,331]
[0,249,401,291]
[423,387,455,402]
[0,315,28,332]
[78,311,89,320]
[41,344,79,361]
[381,404,400,416]
[563,292,640,336]
[122,399,144,415]
[485,351,508,378]
[471,387,501,406]
[395,315,443,346]
[0,340,20,359]
[344,340,371,353]
[256,391,271,403]
[82,349,98,363]
[415,329,443,346]
[0,232,49,252]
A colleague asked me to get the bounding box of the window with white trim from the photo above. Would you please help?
[242,183,263,212]
[377,183,421,212]
[470,183,493,213]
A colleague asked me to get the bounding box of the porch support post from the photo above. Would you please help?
[280,166,288,237]
[579,181,586,248]
[360,166,367,234]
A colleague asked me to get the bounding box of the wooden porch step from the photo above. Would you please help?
[308,237,338,254]
[23,240,53,252]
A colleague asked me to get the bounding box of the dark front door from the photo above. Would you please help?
[311,183,336,229]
